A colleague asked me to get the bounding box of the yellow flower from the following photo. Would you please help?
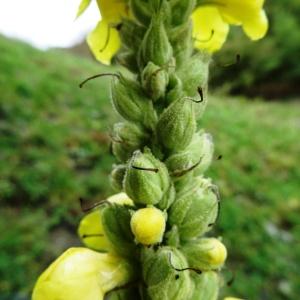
[32,247,134,300]
[78,193,133,251]
[130,207,166,245]
[192,0,268,52]
[76,0,129,64]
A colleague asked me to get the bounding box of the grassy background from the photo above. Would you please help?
[0,34,299,299]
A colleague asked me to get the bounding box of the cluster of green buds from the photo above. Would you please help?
[33,0,268,299]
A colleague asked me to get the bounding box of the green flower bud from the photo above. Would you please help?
[101,204,137,259]
[169,20,193,67]
[130,0,152,26]
[168,177,219,240]
[131,207,166,245]
[111,73,158,130]
[165,73,184,104]
[141,62,169,102]
[177,52,210,98]
[112,122,148,163]
[156,97,196,152]
[190,271,220,300]
[166,131,214,176]
[110,164,127,191]
[124,148,174,209]
[142,247,194,300]
[170,0,196,26]
[181,238,227,271]
[118,19,146,51]
[194,132,214,175]
[139,12,173,68]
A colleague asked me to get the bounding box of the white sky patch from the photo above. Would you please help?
[0,0,100,49]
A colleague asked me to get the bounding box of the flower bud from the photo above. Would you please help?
[142,247,194,300]
[124,148,174,209]
[112,122,148,163]
[165,73,184,104]
[101,204,137,259]
[169,20,193,67]
[78,210,111,252]
[181,238,227,271]
[194,132,214,175]
[168,177,219,240]
[156,97,196,152]
[105,286,141,300]
[170,0,196,26]
[176,53,210,99]
[139,12,173,68]
[130,0,152,26]
[111,74,157,130]
[190,271,220,300]
[107,192,134,206]
[32,248,134,300]
[131,207,166,245]
[141,62,169,102]
[118,19,146,51]
[110,164,126,191]
[116,49,139,73]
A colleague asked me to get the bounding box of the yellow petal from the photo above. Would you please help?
[192,6,229,52]
[78,210,111,251]
[215,0,268,39]
[32,248,133,300]
[242,9,268,40]
[76,0,92,18]
[87,19,121,64]
[96,0,129,23]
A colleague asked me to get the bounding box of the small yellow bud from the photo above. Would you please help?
[205,238,227,267]
[182,238,227,270]
[130,207,166,245]
[107,192,134,206]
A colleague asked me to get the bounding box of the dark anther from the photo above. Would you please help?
[195,30,215,43]
[175,274,180,280]
[79,197,110,213]
[171,157,203,177]
[197,87,204,102]
[217,155,223,160]
[79,73,120,88]
[82,233,104,239]
[183,96,203,104]
[115,23,123,31]
[168,253,202,275]
[131,165,159,173]
[208,185,221,226]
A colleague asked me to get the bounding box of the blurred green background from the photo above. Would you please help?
[0,0,300,299]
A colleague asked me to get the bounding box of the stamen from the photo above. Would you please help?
[194,30,215,43]
[79,73,120,88]
[197,86,204,102]
[100,22,122,53]
[82,233,104,239]
[79,198,110,212]
[171,157,203,177]
[168,253,202,274]
[131,165,159,173]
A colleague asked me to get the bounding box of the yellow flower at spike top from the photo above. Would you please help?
[32,248,134,300]
[192,0,268,52]
[77,0,129,64]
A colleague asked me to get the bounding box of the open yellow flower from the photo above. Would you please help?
[78,193,133,251]
[77,0,129,64]
[192,0,268,52]
[32,247,134,300]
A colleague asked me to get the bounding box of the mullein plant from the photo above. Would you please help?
[33,1,268,299]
